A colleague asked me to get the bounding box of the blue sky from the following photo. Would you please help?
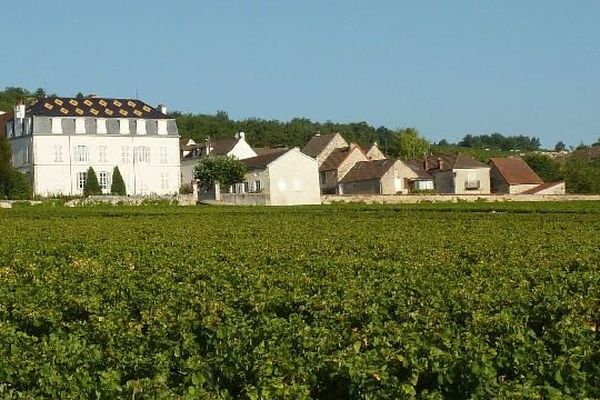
[2,1,600,148]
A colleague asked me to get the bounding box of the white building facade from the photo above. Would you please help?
[5,97,180,196]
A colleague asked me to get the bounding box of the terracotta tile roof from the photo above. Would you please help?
[242,149,289,169]
[521,181,564,194]
[339,159,398,183]
[23,97,168,119]
[0,112,13,138]
[490,157,543,185]
[301,133,339,158]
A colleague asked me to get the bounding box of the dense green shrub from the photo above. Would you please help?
[5,168,32,199]
[110,166,126,195]
[83,167,101,196]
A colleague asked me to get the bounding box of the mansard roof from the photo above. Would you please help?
[24,97,169,119]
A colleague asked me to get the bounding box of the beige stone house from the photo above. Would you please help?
[319,144,368,194]
[489,157,544,194]
[339,159,424,194]
[426,154,491,194]
[302,133,348,167]
[225,148,320,205]
[364,143,386,160]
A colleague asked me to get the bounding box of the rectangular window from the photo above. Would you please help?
[77,171,87,190]
[99,171,110,190]
[243,182,249,193]
[160,172,169,189]
[121,146,130,163]
[76,145,89,162]
[134,146,150,163]
[99,146,107,163]
[159,146,167,164]
[254,180,261,192]
[54,145,63,162]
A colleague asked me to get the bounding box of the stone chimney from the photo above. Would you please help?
[437,157,443,170]
[14,101,26,136]
[157,104,167,114]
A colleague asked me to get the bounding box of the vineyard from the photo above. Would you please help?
[0,202,599,398]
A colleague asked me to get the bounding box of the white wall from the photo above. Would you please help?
[30,134,180,196]
[267,149,321,205]
[229,139,257,160]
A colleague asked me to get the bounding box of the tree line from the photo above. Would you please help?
[2,86,600,194]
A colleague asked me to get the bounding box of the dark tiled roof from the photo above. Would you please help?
[404,159,434,179]
[319,146,362,171]
[181,138,241,160]
[302,133,339,158]
[253,147,287,155]
[24,97,168,119]
[490,157,543,185]
[339,159,398,183]
[242,149,289,169]
[453,153,490,169]
[521,181,564,194]
[426,154,489,171]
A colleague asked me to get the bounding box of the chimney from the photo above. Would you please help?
[239,131,246,140]
[157,104,167,114]
[437,157,443,170]
[423,156,429,171]
[15,101,25,119]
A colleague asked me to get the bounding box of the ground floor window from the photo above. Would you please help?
[99,171,110,190]
[160,173,169,190]
[254,180,261,192]
[77,171,87,190]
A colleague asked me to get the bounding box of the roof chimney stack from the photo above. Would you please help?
[437,157,443,170]
[157,104,167,115]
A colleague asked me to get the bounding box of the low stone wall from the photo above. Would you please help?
[65,194,197,207]
[220,193,269,206]
[322,194,600,204]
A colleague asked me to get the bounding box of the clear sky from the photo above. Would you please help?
[2,0,599,148]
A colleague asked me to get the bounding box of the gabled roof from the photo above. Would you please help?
[426,154,489,171]
[23,97,168,119]
[404,159,434,180]
[181,137,242,160]
[339,159,398,183]
[242,149,289,169]
[453,153,490,169]
[489,157,543,185]
[253,147,287,156]
[302,133,339,158]
[521,181,564,194]
[319,145,365,171]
